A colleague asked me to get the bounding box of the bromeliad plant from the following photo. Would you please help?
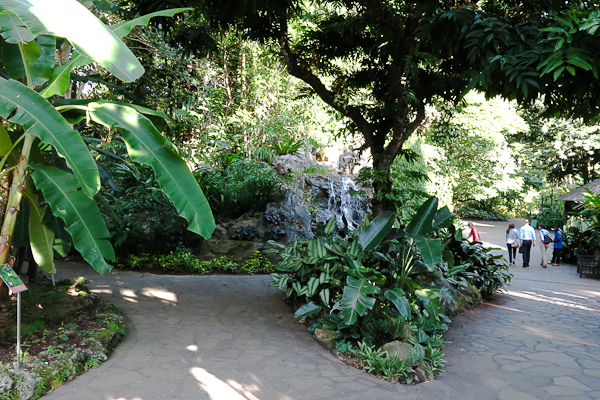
[0,0,215,275]
[270,197,454,347]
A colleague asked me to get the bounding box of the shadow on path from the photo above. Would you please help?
[45,220,600,400]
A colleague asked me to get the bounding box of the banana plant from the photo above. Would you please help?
[0,0,214,275]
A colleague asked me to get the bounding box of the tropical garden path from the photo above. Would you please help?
[45,219,600,400]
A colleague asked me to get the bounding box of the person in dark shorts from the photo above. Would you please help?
[551,225,563,266]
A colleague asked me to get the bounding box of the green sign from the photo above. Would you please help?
[0,264,27,294]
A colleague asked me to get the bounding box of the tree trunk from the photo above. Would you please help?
[370,157,394,216]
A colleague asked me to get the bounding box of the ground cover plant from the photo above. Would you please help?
[114,251,274,275]
[270,197,511,383]
[0,277,125,400]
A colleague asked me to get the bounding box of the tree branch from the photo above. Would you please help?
[276,14,376,147]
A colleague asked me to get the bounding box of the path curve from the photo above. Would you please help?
[45,219,600,400]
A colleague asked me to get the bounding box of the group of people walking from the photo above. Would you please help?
[506,219,563,268]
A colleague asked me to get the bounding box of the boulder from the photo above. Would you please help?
[198,239,261,263]
[265,189,313,242]
[381,341,413,364]
[454,285,482,313]
[0,375,12,393]
[414,367,432,383]
[9,369,42,400]
[273,153,315,175]
[315,329,336,350]
[211,225,229,240]
[398,322,414,341]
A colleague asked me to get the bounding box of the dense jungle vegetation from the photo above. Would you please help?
[2,0,600,393]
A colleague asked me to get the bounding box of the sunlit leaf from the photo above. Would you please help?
[0,77,100,197]
[0,0,143,82]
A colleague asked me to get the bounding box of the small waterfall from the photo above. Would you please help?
[326,176,365,230]
[340,177,364,230]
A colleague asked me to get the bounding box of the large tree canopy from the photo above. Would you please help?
[128,0,600,214]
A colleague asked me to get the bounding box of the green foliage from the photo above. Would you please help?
[561,191,600,261]
[85,357,102,369]
[446,240,512,300]
[100,159,192,255]
[563,225,600,261]
[13,282,71,326]
[536,209,564,230]
[0,1,214,275]
[389,141,431,224]
[269,136,302,155]
[304,165,329,175]
[270,197,509,385]
[454,207,507,221]
[195,158,282,218]
[424,94,524,208]
[270,199,451,349]
[352,341,412,383]
[114,251,274,275]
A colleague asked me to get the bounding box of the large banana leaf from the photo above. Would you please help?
[433,206,453,229]
[87,102,215,239]
[0,12,34,43]
[30,164,114,274]
[24,188,55,273]
[28,35,55,86]
[42,206,71,257]
[340,275,379,325]
[357,210,394,252]
[59,99,171,121]
[0,0,143,82]
[413,235,442,270]
[109,8,192,38]
[0,77,100,197]
[406,197,438,237]
[38,8,191,98]
[39,51,88,98]
[2,35,55,85]
[0,123,11,154]
[294,301,321,319]
[1,39,27,79]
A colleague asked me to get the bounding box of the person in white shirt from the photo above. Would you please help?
[506,223,520,265]
[519,219,536,268]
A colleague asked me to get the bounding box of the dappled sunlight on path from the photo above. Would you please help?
[508,289,600,313]
[45,220,600,399]
[190,368,262,400]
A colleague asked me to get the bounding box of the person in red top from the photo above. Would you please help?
[467,221,481,243]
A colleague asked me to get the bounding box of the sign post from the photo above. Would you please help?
[0,264,28,369]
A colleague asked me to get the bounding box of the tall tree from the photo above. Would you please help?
[129,0,600,214]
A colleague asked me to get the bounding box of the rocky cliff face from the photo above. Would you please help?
[200,152,371,261]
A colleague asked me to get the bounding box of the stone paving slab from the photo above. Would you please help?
[44,219,600,399]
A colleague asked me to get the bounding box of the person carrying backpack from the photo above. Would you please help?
[551,225,563,266]
[538,223,552,268]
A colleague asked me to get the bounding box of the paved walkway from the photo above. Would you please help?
[45,219,600,400]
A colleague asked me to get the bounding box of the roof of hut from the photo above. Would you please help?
[556,179,600,201]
